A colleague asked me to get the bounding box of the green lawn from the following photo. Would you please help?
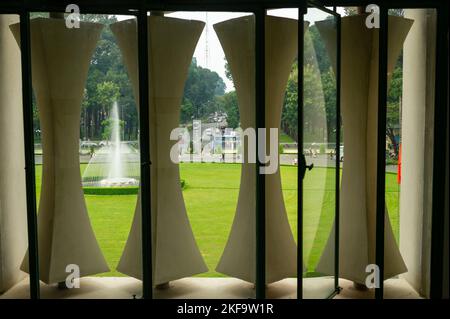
[34,163,399,277]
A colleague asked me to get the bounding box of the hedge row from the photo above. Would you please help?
[83,187,138,195]
[83,179,186,195]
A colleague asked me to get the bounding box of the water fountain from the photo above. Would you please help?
[82,101,140,187]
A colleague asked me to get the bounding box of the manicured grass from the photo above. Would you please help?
[34,163,399,277]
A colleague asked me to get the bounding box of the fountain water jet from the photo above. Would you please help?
[82,101,140,187]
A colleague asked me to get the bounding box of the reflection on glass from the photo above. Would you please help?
[303,8,337,299]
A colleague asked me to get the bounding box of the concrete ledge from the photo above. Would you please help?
[0,277,420,299]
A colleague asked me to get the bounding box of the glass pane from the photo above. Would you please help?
[0,13,30,299]
[383,8,437,299]
[302,7,338,299]
[265,8,299,299]
[11,12,142,299]
[135,11,255,299]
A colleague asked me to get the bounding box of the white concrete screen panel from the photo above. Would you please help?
[213,15,257,283]
[214,16,306,284]
[400,9,436,295]
[315,15,412,284]
[10,18,109,284]
[111,16,208,285]
[0,14,28,293]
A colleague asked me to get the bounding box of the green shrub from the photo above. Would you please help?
[83,187,138,195]
[83,179,186,195]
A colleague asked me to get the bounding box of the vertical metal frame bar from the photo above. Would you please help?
[430,2,449,299]
[334,11,341,295]
[137,5,153,299]
[255,7,266,300]
[17,9,41,300]
[297,7,305,300]
[19,9,40,300]
[375,4,388,300]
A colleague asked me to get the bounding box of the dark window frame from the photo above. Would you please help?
[1,0,447,300]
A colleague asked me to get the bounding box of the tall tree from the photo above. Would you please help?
[386,57,403,158]
[215,91,240,129]
[80,14,138,141]
[181,58,226,122]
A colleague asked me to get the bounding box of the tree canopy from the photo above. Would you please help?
[181,58,226,123]
[30,13,402,156]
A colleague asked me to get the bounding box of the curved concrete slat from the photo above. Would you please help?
[10,18,109,284]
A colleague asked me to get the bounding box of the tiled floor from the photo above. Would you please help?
[0,276,421,299]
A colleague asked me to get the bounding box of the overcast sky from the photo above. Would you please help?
[118,7,345,92]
